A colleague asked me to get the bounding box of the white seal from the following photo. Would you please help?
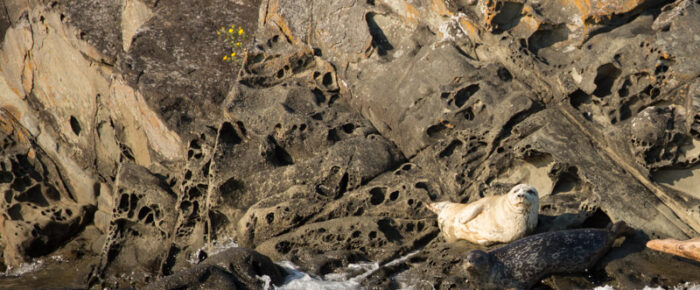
[427,184,539,245]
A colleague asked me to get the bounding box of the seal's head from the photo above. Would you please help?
[463,250,494,285]
[506,184,538,211]
[464,250,491,272]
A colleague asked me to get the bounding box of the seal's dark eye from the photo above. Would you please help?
[526,190,535,195]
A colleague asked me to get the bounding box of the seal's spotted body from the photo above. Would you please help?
[464,222,631,290]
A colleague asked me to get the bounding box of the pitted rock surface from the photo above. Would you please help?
[0,0,699,288]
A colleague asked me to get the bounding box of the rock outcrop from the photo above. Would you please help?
[0,0,699,288]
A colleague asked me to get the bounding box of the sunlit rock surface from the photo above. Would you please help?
[0,0,699,288]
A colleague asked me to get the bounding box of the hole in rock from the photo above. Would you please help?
[16,185,49,207]
[338,173,349,197]
[427,123,448,138]
[492,2,524,33]
[619,104,632,122]
[276,241,292,254]
[8,204,23,220]
[569,89,590,109]
[377,219,402,242]
[327,128,341,142]
[138,207,150,220]
[580,208,612,229]
[527,24,569,54]
[497,67,512,82]
[463,107,475,120]
[328,94,339,106]
[5,190,13,203]
[369,187,386,205]
[312,88,326,105]
[322,73,334,87]
[551,167,580,194]
[389,191,399,201]
[454,84,479,108]
[118,194,130,211]
[439,139,463,158]
[342,124,355,134]
[593,63,621,98]
[219,122,242,146]
[0,171,13,183]
[655,64,668,75]
[266,136,293,166]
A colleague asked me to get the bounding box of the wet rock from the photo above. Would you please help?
[200,248,288,287]
[145,248,287,290]
[145,265,242,290]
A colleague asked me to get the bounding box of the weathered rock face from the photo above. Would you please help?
[0,109,92,267]
[0,0,699,288]
[144,247,288,290]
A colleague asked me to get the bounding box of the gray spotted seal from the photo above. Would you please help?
[463,222,632,290]
[427,184,538,245]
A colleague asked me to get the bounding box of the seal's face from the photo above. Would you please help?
[506,184,538,210]
[463,250,492,280]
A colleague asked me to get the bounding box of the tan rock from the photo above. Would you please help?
[121,0,153,51]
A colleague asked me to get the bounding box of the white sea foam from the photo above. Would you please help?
[273,261,362,290]
[1,260,45,277]
[595,283,700,290]
[187,236,239,264]
[272,251,421,290]
[1,256,66,277]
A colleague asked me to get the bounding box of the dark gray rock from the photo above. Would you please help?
[145,248,287,290]
[145,264,242,290]
[0,1,10,42]
[121,0,261,140]
[200,248,287,287]
[47,0,123,62]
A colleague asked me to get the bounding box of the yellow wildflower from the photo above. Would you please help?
[238,28,244,35]
[236,42,241,46]
[228,28,234,33]
[231,52,236,57]
[223,55,228,60]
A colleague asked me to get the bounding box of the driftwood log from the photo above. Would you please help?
[647,238,700,263]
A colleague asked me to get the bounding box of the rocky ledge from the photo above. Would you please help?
[0,0,699,289]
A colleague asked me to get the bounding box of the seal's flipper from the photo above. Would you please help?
[609,221,633,238]
[458,204,484,224]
